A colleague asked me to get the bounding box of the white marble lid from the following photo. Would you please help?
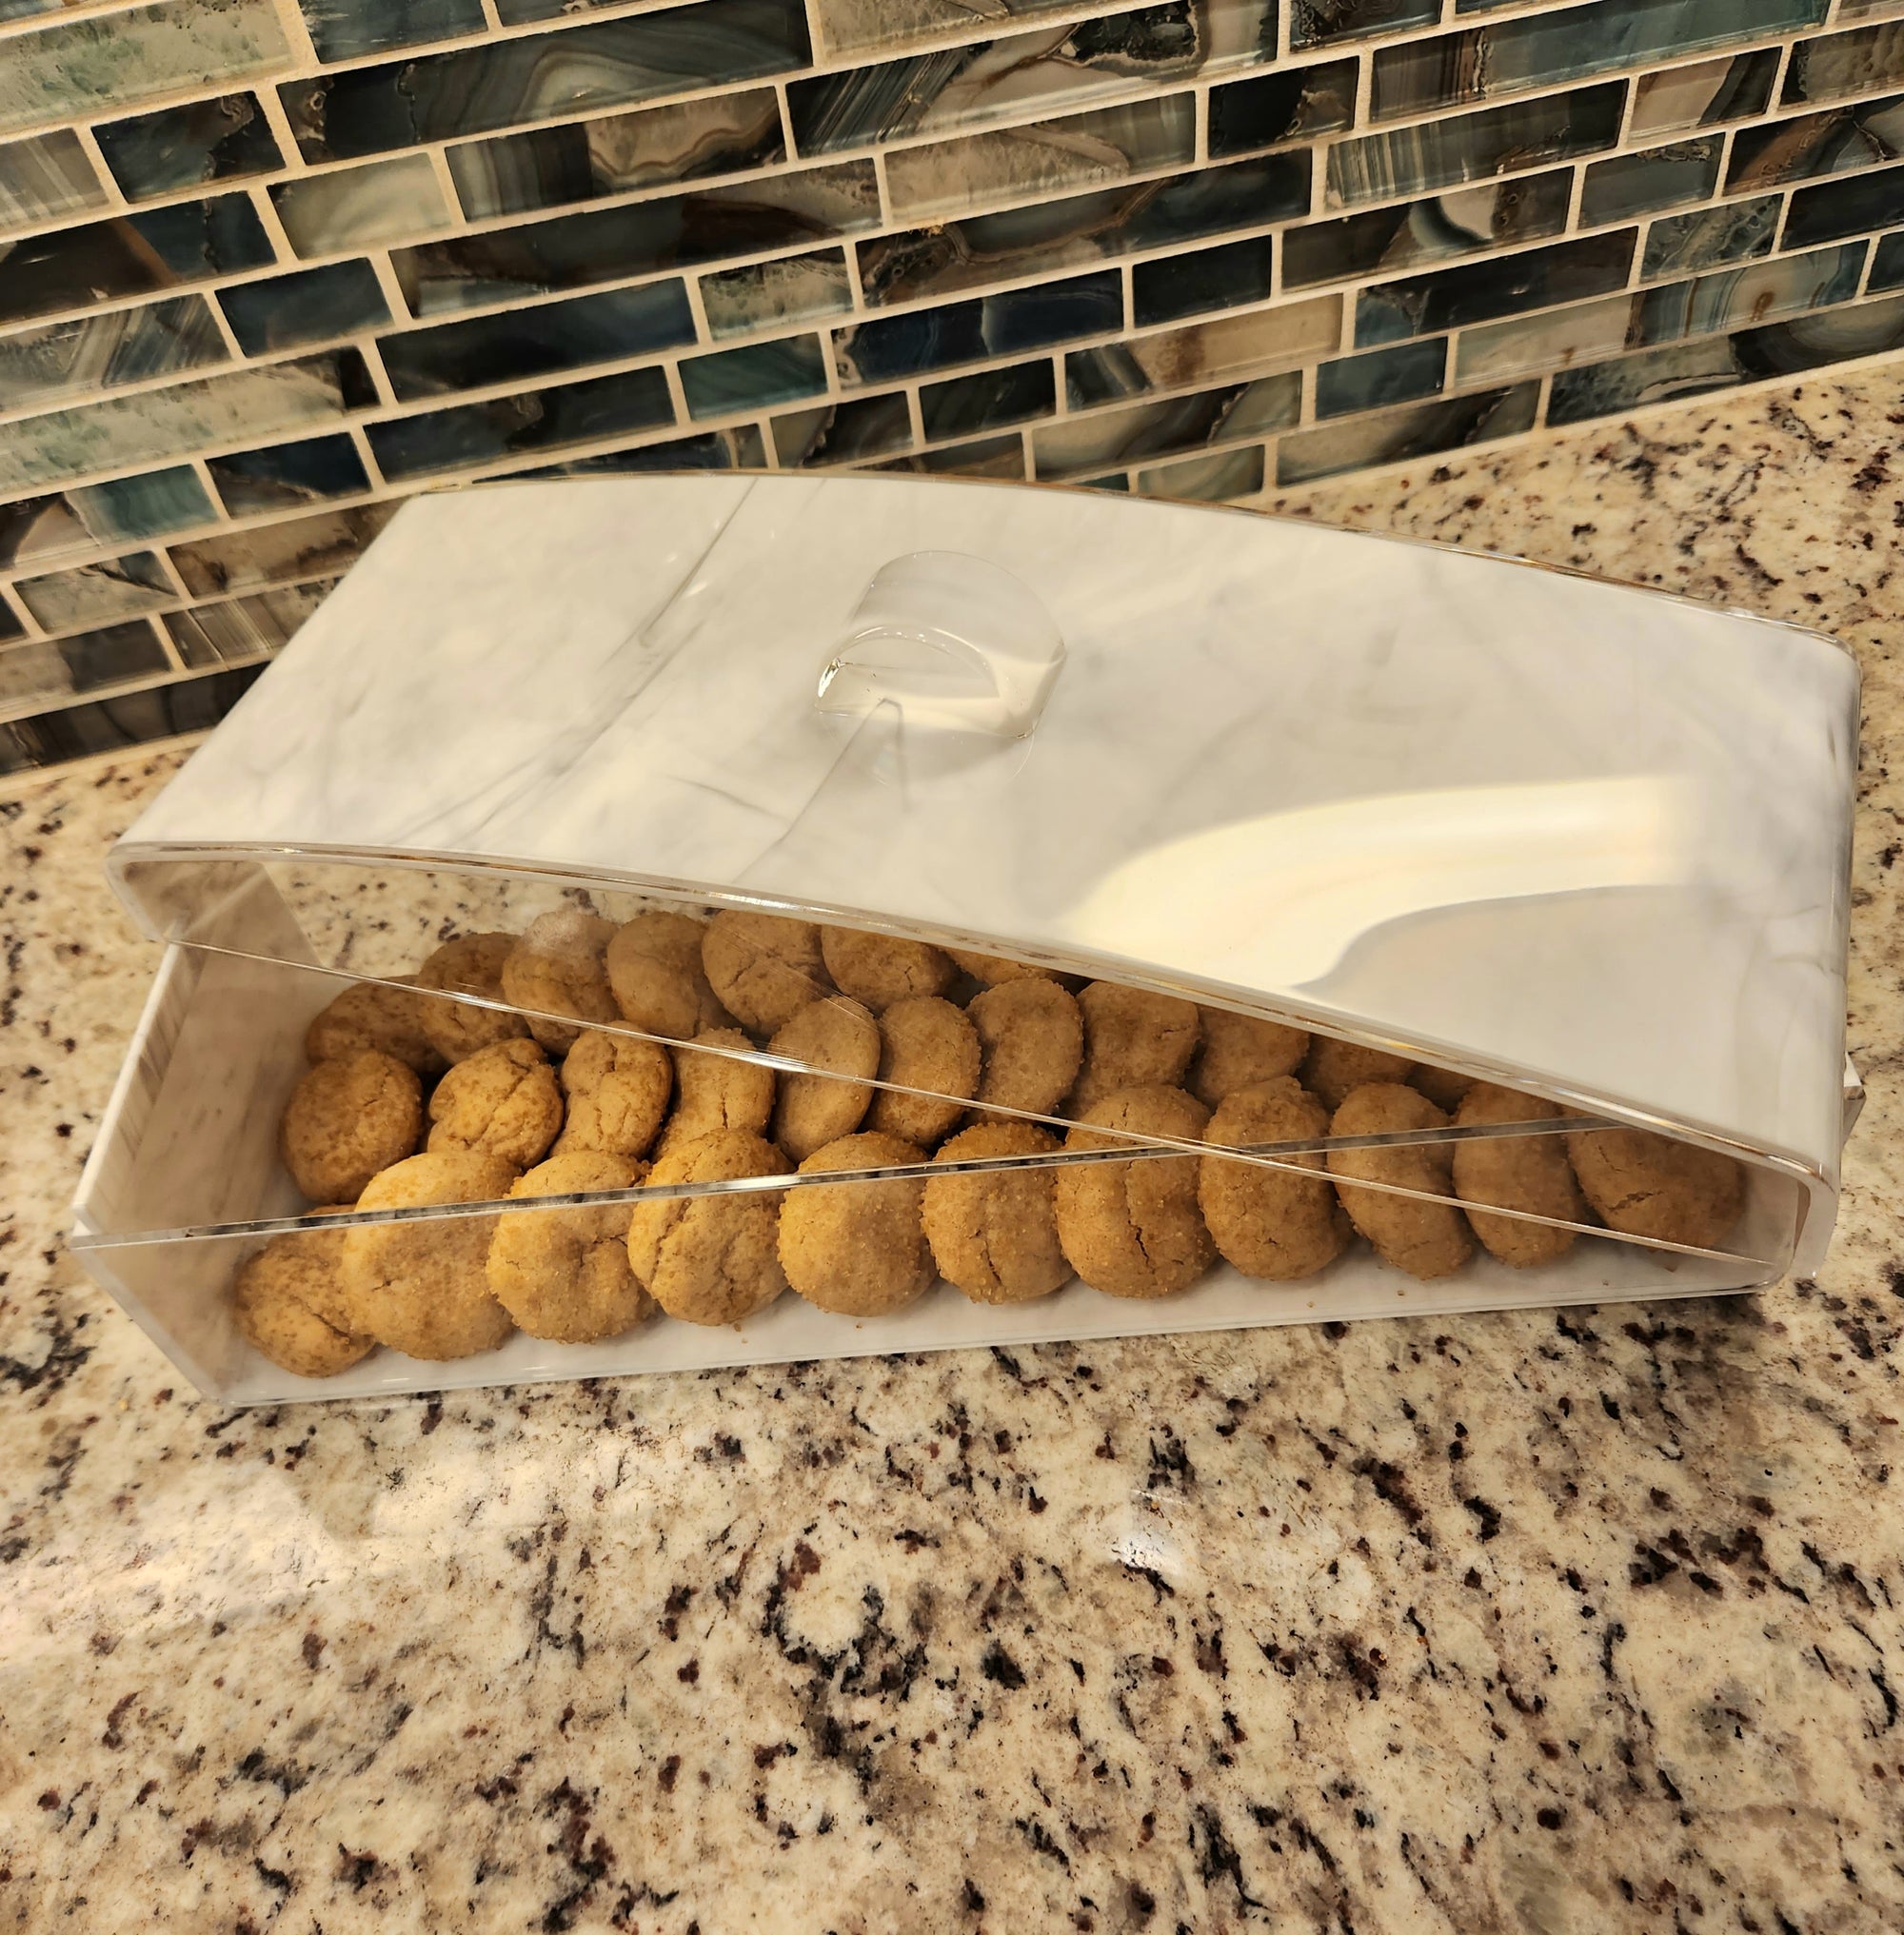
[113,473,1857,1195]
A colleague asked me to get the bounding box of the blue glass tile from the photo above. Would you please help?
[69,467,216,544]
[877,432,1025,479]
[0,194,275,326]
[57,619,171,693]
[1868,228,1904,291]
[770,393,913,466]
[0,297,227,413]
[0,130,105,234]
[1730,91,1904,192]
[512,425,765,472]
[1292,0,1435,51]
[836,269,1123,383]
[15,551,172,632]
[219,260,390,355]
[2,664,265,772]
[1328,84,1626,207]
[1783,23,1904,107]
[207,435,370,514]
[380,281,694,401]
[1356,229,1636,347]
[94,94,281,200]
[919,359,1055,440]
[1287,171,1572,288]
[367,366,676,478]
[1132,235,1276,327]
[1314,338,1446,417]
[1373,0,1828,121]
[1630,48,1779,134]
[1276,382,1538,485]
[1032,372,1299,477]
[1135,442,1264,502]
[282,1,812,163]
[1784,158,1904,248]
[1579,140,1721,227]
[1207,58,1358,159]
[679,333,828,418]
[300,0,485,62]
[1643,195,1778,276]
[1633,242,1865,345]
[700,250,851,339]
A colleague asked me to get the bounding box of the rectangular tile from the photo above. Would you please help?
[1785,163,1904,249]
[0,297,227,414]
[299,0,486,63]
[0,662,264,773]
[0,621,170,714]
[511,424,765,471]
[1132,233,1276,327]
[445,90,785,222]
[169,504,394,596]
[1065,293,1342,402]
[0,130,104,235]
[1580,139,1721,227]
[1633,241,1866,342]
[0,597,23,644]
[1207,57,1358,159]
[1275,381,1537,484]
[1628,49,1778,136]
[378,280,694,401]
[218,260,391,355]
[1644,194,1778,276]
[1032,371,1299,476]
[1729,93,1904,193]
[1135,440,1264,501]
[272,152,453,258]
[394,162,880,315]
[1372,0,1826,122]
[877,431,1026,478]
[1292,0,1434,51]
[918,357,1055,439]
[1326,83,1626,207]
[679,333,828,418]
[0,1,290,140]
[94,93,282,201]
[1287,171,1573,286]
[1869,227,1904,290]
[1314,336,1445,416]
[164,585,332,665]
[281,1,812,164]
[0,469,214,571]
[699,249,852,339]
[15,550,172,632]
[0,194,275,328]
[835,268,1123,383]
[808,0,1080,59]
[206,434,370,514]
[1355,228,1636,346]
[1783,22,1904,106]
[1455,291,1634,384]
[770,392,913,465]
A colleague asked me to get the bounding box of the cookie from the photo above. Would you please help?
[487,1150,653,1343]
[280,1050,423,1204]
[1452,1083,1583,1266]
[626,1129,790,1325]
[414,932,532,1063]
[340,1150,518,1359]
[1410,1063,1476,1112]
[1070,982,1200,1115]
[606,911,724,1040]
[1189,1008,1309,1110]
[1566,1125,1745,1251]
[1198,1077,1349,1281]
[232,1227,372,1377]
[1326,1083,1473,1280]
[922,1121,1069,1305]
[820,926,955,1011]
[1300,1037,1416,1113]
[287,1205,362,1335]
[304,978,446,1077]
[500,908,618,1056]
[1054,1085,1214,1300]
[554,1028,671,1161]
[779,1131,935,1316]
[659,1027,776,1155]
[947,948,1065,988]
[426,1037,562,1172]
[968,977,1082,1121]
[867,996,981,1146]
[770,997,880,1163]
[702,910,827,1037]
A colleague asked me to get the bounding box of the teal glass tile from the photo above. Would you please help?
[1276,382,1538,484]
[1293,0,1434,52]
[1869,228,1904,291]
[700,250,852,340]
[94,94,281,201]
[1132,234,1276,327]
[1633,242,1865,345]
[15,550,173,632]
[165,582,333,664]
[299,0,485,62]
[1327,84,1626,207]
[837,270,1123,384]
[1580,140,1720,227]
[1643,195,1778,276]
[69,467,216,544]
[771,393,913,466]
[1356,229,1636,346]
[1630,49,1779,135]
[1032,372,1299,477]
[1783,23,1904,107]
[0,664,264,772]
[919,359,1055,440]
[1314,338,1445,417]
[1783,160,1904,248]
[1135,442,1263,502]
[273,152,453,258]
[1287,171,1572,287]
[219,260,390,355]
[170,504,392,596]
[1208,58,1358,159]
[0,297,227,413]
[207,435,370,514]
[680,334,828,419]
[1372,0,1827,122]
[282,1,812,163]
[1730,92,1904,193]
[0,130,105,235]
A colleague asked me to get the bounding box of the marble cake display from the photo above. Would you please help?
[69,472,1859,1403]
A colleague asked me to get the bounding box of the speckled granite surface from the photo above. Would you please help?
[5,382,1903,1934]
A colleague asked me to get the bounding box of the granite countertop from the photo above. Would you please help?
[4,379,1902,1933]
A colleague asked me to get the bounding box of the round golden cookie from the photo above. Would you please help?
[1410,1063,1476,1112]
[946,948,1057,987]
[426,1037,562,1171]
[304,978,446,1077]
[819,926,955,1012]
[341,1151,518,1359]
[414,932,532,1063]
[1198,1077,1349,1282]
[1070,982,1200,1115]
[500,908,618,1056]
[922,1122,1069,1305]
[487,1150,653,1343]
[287,1205,361,1334]
[1326,1083,1473,1280]
[968,977,1082,1121]
[606,911,723,1040]
[779,1131,935,1316]
[770,997,879,1163]
[659,1027,776,1156]
[626,1129,790,1325]
[280,1050,423,1204]
[701,911,827,1037]
[1566,1125,1745,1250]
[1190,1008,1309,1110]
[1054,1085,1214,1300]
[1301,1037,1415,1112]
[554,1028,671,1161]
[867,996,981,1146]
[232,1227,372,1377]
[1452,1082,1583,1266]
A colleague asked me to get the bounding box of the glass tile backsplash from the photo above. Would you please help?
[5,0,1904,773]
